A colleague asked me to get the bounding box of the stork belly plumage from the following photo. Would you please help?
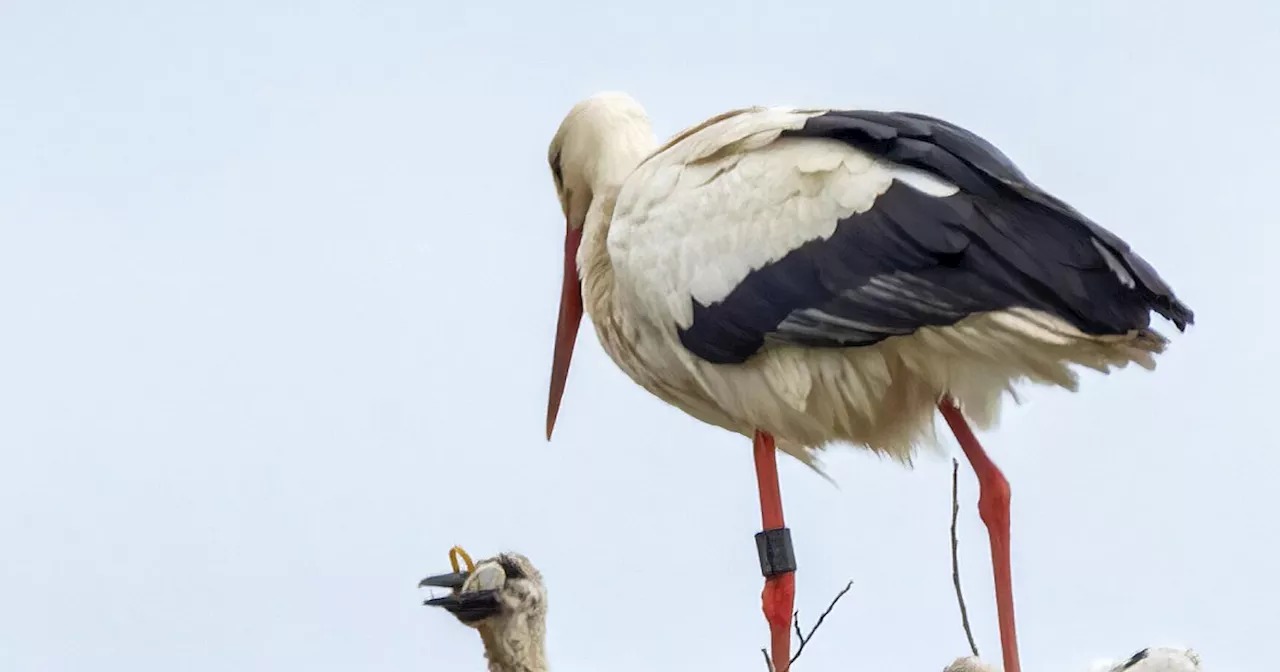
[593,298,1166,467]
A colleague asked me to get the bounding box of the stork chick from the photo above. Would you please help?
[421,552,548,672]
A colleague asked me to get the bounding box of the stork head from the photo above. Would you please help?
[544,92,654,440]
[420,551,546,626]
[420,551,548,665]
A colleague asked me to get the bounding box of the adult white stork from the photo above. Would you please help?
[542,92,1194,672]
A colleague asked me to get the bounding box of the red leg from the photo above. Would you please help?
[938,398,1021,672]
[753,430,795,670]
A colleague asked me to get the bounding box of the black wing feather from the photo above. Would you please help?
[676,110,1194,365]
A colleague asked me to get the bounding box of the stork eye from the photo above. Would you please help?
[497,556,526,580]
[549,151,564,188]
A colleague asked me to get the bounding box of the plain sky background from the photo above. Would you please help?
[1,1,1277,671]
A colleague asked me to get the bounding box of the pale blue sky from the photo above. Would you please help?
[1,1,1276,671]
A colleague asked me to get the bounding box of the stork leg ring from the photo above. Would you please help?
[939,397,1021,672]
[752,430,795,671]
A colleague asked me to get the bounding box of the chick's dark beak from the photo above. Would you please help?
[419,570,503,624]
[419,572,468,590]
[424,590,503,624]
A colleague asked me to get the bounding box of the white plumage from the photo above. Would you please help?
[547,92,1190,468]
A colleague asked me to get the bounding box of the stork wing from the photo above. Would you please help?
[608,108,1194,365]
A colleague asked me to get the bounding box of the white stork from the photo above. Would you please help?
[542,92,1195,672]
[421,550,549,672]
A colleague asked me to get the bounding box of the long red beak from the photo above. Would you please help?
[546,227,584,440]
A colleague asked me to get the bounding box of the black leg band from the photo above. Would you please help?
[755,527,796,577]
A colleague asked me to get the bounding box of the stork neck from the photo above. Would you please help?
[477,620,548,672]
[577,189,619,327]
[577,131,654,324]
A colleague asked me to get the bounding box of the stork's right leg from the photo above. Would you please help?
[938,398,1021,672]
[752,430,796,671]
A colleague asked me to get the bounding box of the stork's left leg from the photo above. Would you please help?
[938,397,1021,672]
[752,430,796,671]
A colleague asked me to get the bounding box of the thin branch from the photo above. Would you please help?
[951,458,980,658]
[762,647,776,672]
[780,580,853,672]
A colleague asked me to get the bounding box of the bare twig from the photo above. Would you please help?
[951,458,980,658]
[762,647,776,672]
[780,580,854,672]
